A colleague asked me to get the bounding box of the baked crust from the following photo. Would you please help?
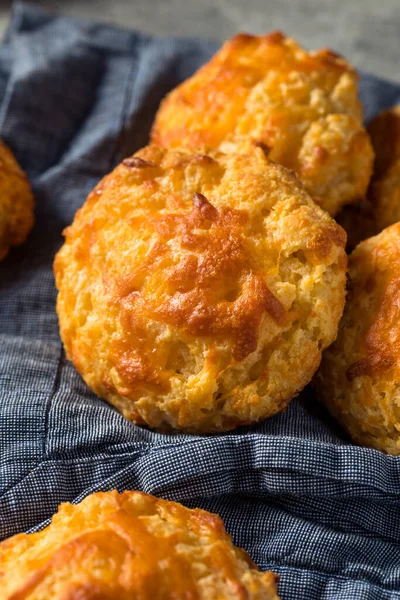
[0,140,33,260]
[314,222,400,453]
[151,31,374,216]
[54,145,347,433]
[0,490,281,599]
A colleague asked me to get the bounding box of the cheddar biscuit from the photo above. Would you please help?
[338,106,400,249]
[367,106,400,231]
[0,490,281,599]
[55,145,347,433]
[0,140,33,261]
[315,223,400,454]
[336,198,377,251]
[151,32,373,216]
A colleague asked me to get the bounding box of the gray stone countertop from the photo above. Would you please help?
[1,0,399,82]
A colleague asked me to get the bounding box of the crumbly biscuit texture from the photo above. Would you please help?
[0,490,281,599]
[151,31,374,216]
[0,140,33,260]
[315,222,400,454]
[55,145,347,433]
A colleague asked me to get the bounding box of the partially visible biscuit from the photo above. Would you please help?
[338,106,400,249]
[0,490,281,599]
[336,198,377,251]
[368,105,400,178]
[314,223,400,454]
[0,140,33,261]
[367,106,400,231]
[54,145,347,433]
[151,32,374,216]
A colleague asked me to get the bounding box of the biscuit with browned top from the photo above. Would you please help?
[0,140,33,260]
[315,222,400,454]
[0,490,281,599]
[151,31,374,217]
[54,145,347,433]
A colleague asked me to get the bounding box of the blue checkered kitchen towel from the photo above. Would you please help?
[1,3,400,598]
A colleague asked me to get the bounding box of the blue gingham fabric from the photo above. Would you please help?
[1,3,400,598]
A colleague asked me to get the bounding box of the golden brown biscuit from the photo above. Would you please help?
[338,106,400,249]
[151,31,374,217]
[54,145,347,433]
[314,222,400,454]
[0,490,281,599]
[0,140,33,261]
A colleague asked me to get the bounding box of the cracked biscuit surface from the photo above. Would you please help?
[151,31,374,216]
[0,490,281,599]
[315,222,400,454]
[0,140,33,261]
[54,145,347,433]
